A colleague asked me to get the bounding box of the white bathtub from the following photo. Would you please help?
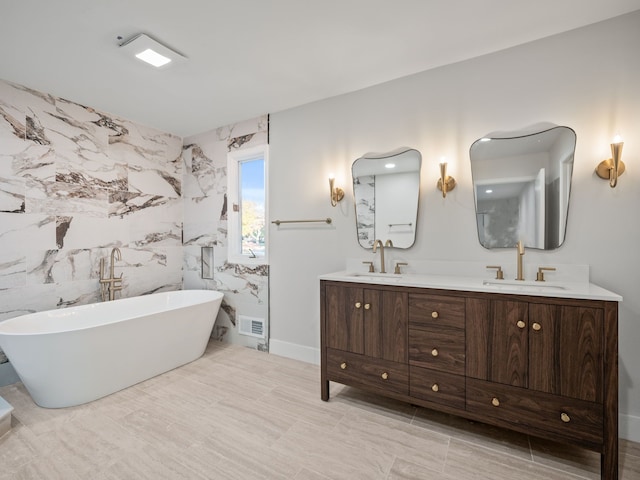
[0,290,223,408]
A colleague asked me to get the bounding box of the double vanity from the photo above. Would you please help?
[327,125,622,479]
[319,269,620,479]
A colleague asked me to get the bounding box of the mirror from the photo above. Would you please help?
[352,147,421,249]
[470,125,576,250]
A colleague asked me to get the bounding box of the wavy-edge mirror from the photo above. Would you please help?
[470,125,576,250]
[352,147,421,249]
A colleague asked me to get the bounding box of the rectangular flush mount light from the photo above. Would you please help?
[119,33,186,68]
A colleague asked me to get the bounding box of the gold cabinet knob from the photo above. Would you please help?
[532,322,542,331]
[516,320,526,329]
[355,302,362,309]
[431,383,439,392]
[431,311,439,319]
[340,362,347,370]
[491,397,500,407]
[561,412,571,423]
[431,348,439,357]
[381,372,389,380]
[364,303,371,310]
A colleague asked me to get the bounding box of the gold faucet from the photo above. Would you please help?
[516,240,525,281]
[100,247,123,301]
[372,239,386,273]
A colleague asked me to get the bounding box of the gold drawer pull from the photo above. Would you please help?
[431,311,439,319]
[431,348,439,357]
[340,362,347,370]
[431,383,439,392]
[381,372,389,380]
[532,322,542,331]
[364,303,371,310]
[355,302,362,309]
[491,397,500,407]
[561,412,571,423]
[517,320,526,329]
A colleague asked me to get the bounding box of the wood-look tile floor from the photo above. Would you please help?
[1,340,638,479]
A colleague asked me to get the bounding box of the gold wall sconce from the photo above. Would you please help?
[437,160,456,198]
[596,135,625,188]
[329,175,344,207]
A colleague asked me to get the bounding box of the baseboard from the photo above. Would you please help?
[620,413,640,442]
[269,339,320,365]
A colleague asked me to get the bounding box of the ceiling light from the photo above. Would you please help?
[136,49,171,67]
[385,163,396,169]
[119,33,186,68]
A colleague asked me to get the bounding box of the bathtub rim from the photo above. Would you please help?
[0,289,224,337]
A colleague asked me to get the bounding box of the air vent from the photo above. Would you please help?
[238,315,265,338]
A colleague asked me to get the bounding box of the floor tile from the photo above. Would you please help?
[0,339,638,480]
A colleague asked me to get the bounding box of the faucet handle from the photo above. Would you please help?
[486,265,504,280]
[394,262,408,275]
[536,267,556,282]
[362,261,375,273]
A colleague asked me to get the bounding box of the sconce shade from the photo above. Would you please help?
[329,177,344,206]
[437,162,456,198]
[596,138,625,188]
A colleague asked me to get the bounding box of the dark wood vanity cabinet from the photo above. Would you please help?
[320,280,619,480]
[323,283,408,397]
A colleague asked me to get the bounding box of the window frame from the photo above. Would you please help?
[227,145,269,265]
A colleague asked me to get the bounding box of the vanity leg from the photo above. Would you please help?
[321,379,329,401]
[602,448,618,480]
[602,301,618,479]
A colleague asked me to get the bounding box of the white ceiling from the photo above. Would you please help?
[2,1,639,137]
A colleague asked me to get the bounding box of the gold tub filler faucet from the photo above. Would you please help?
[100,247,123,301]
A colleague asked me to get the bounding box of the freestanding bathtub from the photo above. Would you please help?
[0,290,223,408]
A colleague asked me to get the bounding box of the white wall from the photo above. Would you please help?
[269,11,640,440]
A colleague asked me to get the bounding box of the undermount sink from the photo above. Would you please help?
[344,272,404,282]
[482,280,566,291]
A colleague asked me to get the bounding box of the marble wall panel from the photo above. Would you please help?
[182,115,269,351]
[0,251,26,289]
[0,213,57,252]
[0,79,183,369]
[0,176,25,213]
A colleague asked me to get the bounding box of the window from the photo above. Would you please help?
[227,145,268,264]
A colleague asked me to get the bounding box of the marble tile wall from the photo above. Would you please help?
[0,79,184,363]
[182,116,269,351]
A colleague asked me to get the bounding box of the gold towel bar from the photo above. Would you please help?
[271,218,332,226]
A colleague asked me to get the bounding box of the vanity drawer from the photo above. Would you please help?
[409,326,465,375]
[409,294,465,329]
[410,366,465,409]
[326,348,408,395]
[466,378,603,445]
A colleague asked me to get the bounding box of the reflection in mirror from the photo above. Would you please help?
[352,148,421,249]
[470,125,576,250]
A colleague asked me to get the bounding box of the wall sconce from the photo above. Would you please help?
[596,135,626,188]
[328,175,344,207]
[437,160,456,198]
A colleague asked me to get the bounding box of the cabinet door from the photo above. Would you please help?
[467,299,529,387]
[325,284,364,354]
[490,300,529,387]
[364,289,408,363]
[529,304,603,402]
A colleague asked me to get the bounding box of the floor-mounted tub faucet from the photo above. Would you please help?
[100,247,123,301]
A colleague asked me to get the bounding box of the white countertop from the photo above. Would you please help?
[319,270,622,302]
